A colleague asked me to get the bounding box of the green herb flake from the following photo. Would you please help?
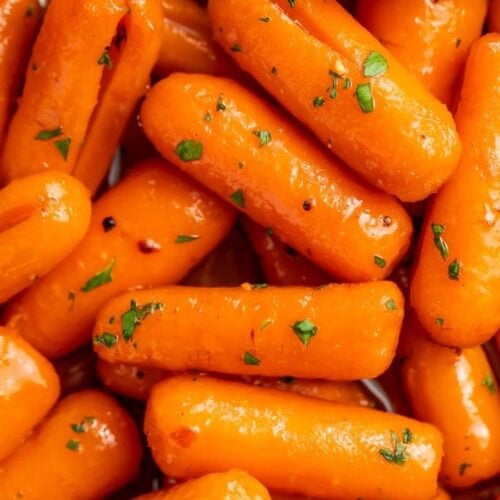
[363,51,388,77]
[260,318,273,331]
[481,373,497,394]
[402,428,412,444]
[259,16,270,22]
[175,234,200,244]
[343,78,352,89]
[292,319,318,346]
[97,47,112,68]
[120,300,165,342]
[385,299,397,311]
[431,223,449,260]
[459,463,471,476]
[93,332,118,348]
[288,0,295,6]
[230,189,246,208]
[313,96,325,107]
[80,259,115,292]
[204,112,212,122]
[243,351,261,365]
[66,439,80,452]
[35,127,63,141]
[356,83,374,113]
[54,137,71,161]
[216,95,226,111]
[231,44,243,52]
[435,317,445,327]
[252,283,268,289]
[329,87,337,99]
[175,140,203,162]
[448,259,461,280]
[253,129,272,147]
[70,416,94,434]
[374,255,386,268]
[379,430,408,465]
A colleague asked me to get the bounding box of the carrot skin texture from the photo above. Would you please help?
[136,470,271,499]
[400,317,500,488]
[208,0,461,202]
[145,375,443,499]
[141,74,413,282]
[489,0,500,32]
[94,282,404,380]
[0,390,142,499]
[410,34,500,347]
[72,0,163,195]
[356,0,487,107]
[0,327,60,463]
[0,171,91,303]
[5,159,235,358]
[0,0,42,142]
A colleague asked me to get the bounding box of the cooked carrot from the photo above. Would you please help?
[0,171,91,303]
[435,488,451,500]
[0,390,142,499]
[136,470,271,499]
[410,34,500,347]
[489,0,500,32]
[242,217,329,286]
[356,0,487,107]
[5,158,235,358]
[208,0,461,202]
[145,375,443,499]
[0,326,60,463]
[0,0,42,142]
[399,316,500,488]
[141,74,413,282]
[94,282,404,380]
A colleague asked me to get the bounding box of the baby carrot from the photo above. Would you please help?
[0,390,143,499]
[208,0,462,202]
[136,470,271,499]
[0,171,91,303]
[356,0,487,108]
[0,0,41,142]
[0,326,60,463]
[489,0,500,32]
[141,74,413,282]
[410,34,500,347]
[93,282,404,380]
[242,217,329,286]
[399,316,500,488]
[5,158,235,358]
[145,375,443,499]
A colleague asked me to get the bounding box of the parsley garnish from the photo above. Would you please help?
[253,129,272,147]
[385,299,397,311]
[216,95,226,111]
[35,127,63,141]
[97,47,112,68]
[259,16,270,22]
[448,259,461,280]
[431,223,449,259]
[70,416,95,434]
[260,318,273,331]
[313,96,325,107]
[231,44,243,52]
[66,439,80,452]
[292,319,318,346]
[204,112,212,122]
[120,300,164,341]
[288,0,295,6]
[363,51,388,77]
[175,234,200,244]
[175,140,203,162]
[374,255,386,268]
[356,83,374,113]
[93,332,118,348]
[435,317,444,327]
[230,189,246,208]
[482,373,497,394]
[402,428,412,444]
[80,259,115,292]
[379,430,408,465]
[54,137,71,160]
[243,351,261,365]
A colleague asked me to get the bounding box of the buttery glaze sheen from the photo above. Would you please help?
[0,0,41,142]
[411,34,500,347]
[400,316,500,488]
[356,0,488,107]
[0,390,143,499]
[141,74,413,282]
[0,171,91,303]
[208,0,462,202]
[5,159,235,358]
[0,326,60,463]
[145,376,443,500]
[93,282,404,380]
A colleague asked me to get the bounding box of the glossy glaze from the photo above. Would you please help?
[94,282,404,380]
[145,375,443,499]
[141,74,413,282]
[411,34,500,347]
[0,390,142,499]
[0,171,91,303]
[5,159,235,358]
[356,0,487,107]
[208,0,462,202]
[400,317,500,488]
[0,326,59,462]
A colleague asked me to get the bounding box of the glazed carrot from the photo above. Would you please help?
[399,316,500,488]
[435,488,451,500]
[94,282,404,380]
[136,470,271,499]
[0,326,59,463]
[97,360,166,401]
[489,0,500,32]
[5,159,235,358]
[0,171,91,303]
[0,0,41,142]
[0,390,142,499]
[141,74,413,282]
[208,0,461,202]
[356,0,487,107]
[145,375,443,499]
[242,217,329,286]
[410,34,500,347]
[155,0,237,77]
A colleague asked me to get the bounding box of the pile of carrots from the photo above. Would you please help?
[0,0,499,498]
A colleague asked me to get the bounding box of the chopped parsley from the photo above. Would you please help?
[175,234,200,244]
[204,112,212,122]
[259,16,270,22]
[253,129,272,147]
[448,259,461,280]
[54,137,71,160]
[402,428,412,444]
[435,317,445,327]
[35,127,63,141]
[313,96,325,107]
[175,140,203,162]
[374,255,386,268]
[66,439,80,452]
[216,95,226,111]
[363,51,388,77]
[379,430,409,465]
[288,0,295,6]
[93,332,118,348]
[252,283,268,289]
[260,318,273,331]
[230,189,246,208]
[97,47,112,68]
[356,83,374,113]
[230,44,243,52]
[385,299,397,311]
[80,259,115,292]
[243,351,261,365]
[481,373,497,394]
[70,416,95,433]
[431,223,449,260]
[343,78,352,89]
[120,300,165,341]
[292,319,318,346]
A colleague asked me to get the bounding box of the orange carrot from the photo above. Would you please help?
[5,158,235,358]
[0,390,142,499]
[400,316,500,488]
[410,34,500,347]
[93,282,404,380]
[356,0,487,107]
[0,171,91,303]
[145,375,443,499]
[489,0,500,32]
[141,74,413,282]
[0,326,60,462]
[208,0,462,201]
